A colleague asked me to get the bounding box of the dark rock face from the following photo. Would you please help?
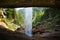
[0,26,32,40]
[0,0,58,7]
[32,24,60,40]
[0,25,60,40]
[32,24,45,35]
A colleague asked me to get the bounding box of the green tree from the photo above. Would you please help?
[14,10,24,26]
[5,8,16,20]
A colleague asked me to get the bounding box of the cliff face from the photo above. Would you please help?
[0,0,58,7]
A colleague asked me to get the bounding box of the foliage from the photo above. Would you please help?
[14,10,24,26]
[5,8,16,20]
[0,7,60,30]
[32,7,47,26]
[2,8,24,31]
[32,7,60,29]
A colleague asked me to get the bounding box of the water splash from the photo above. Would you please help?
[24,7,33,37]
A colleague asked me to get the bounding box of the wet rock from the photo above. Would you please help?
[32,24,45,35]
[32,24,60,40]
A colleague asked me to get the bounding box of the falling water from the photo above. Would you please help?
[25,7,33,37]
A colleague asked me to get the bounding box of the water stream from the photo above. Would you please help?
[24,7,33,37]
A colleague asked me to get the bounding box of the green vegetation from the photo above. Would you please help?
[0,8,24,31]
[0,7,60,31]
[14,10,24,26]
[33,7,60,29]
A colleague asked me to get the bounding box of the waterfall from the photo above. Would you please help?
[16,7,33,37]
[24,7,33,37]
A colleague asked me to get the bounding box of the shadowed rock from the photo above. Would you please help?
[0,0,58,7]
[0,25,32,40]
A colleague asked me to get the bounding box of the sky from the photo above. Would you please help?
[15,7,32,11]
[15,8,24,11]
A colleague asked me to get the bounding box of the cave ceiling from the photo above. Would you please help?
[0,0,60,8]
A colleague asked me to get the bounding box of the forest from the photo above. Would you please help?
[0,7,60,40]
